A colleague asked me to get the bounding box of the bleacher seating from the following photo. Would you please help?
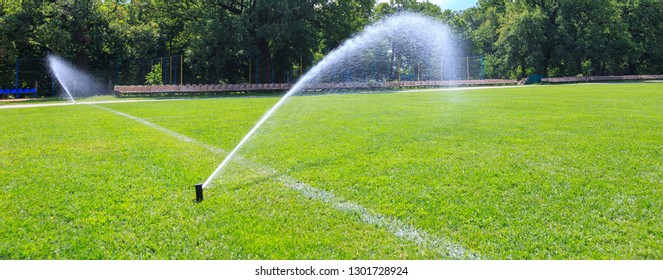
[112,79,522,97]
[0,87,38,98]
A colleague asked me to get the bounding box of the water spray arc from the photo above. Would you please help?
[48,55,76,104]
[48,54,107,103]
[197,13,462,197]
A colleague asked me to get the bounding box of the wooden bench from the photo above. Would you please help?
[113,79,523,96]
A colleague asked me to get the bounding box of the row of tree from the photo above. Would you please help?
[1,0,662,91]
[465,0,663,78]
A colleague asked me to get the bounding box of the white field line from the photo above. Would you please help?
[0,101,74,109]
[93,104,480,259]
[80,99,187,105]
[92,105,222,153]
[278,176,480,259]
[397,85,532,93]
[0,98,187,110]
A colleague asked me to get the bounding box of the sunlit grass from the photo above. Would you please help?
[1,83,662,259]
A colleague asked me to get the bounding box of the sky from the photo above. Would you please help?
[428,0,477,11]
[378,0,477,11]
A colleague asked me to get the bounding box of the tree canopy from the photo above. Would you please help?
[1,0,662,90]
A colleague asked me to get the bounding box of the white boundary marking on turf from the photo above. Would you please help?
[0,98,186,109]
[397,85,532,93]
[92,105,223,153]
[94,104,480,259]
[0,102,74,109]
[278,177,480,259]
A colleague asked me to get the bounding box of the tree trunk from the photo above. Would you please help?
[521,62,527,79]
[258,40,271,83]
[76,49,89,72]
[628,62,638,75]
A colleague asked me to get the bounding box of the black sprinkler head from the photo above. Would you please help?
[195,183,203,202]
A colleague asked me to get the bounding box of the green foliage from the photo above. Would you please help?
[462,0,663,77]
[318,0,375,51]
[36,1,120,72]
[1,0,663,88]
[552,0,635,76]
[621,0,663,74]
[0,1,44,87]
[144,63,162,85]
[495,7,547,78]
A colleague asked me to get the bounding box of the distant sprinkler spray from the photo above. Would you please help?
[47,54,107,103]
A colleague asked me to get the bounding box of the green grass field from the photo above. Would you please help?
[1,83,662,259]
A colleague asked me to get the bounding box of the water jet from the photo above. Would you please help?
[47,54,108,103]
[200,13,462,190]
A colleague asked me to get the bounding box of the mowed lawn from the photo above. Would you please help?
[1,83,662,259]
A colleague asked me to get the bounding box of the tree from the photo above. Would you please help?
[177,1,247,84]
[462,4,505,78]
[554,0,636,76]
[0,1,47,90]
[463,0,645,77]
[145,63,163,85]
[495,6,548,78]
[3,0,663,89]
[374,0,445,19]
[36,1,105,71]
[178,0,327,84]
[246,0,321,83]
[105,1,162,84]
[621,0,663,74]
[316,0,375,52]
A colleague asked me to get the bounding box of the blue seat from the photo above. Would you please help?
[29,88,37,93]
[10,89,16,94]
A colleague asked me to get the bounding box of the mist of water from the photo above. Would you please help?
[47,54,108,103]
[202,13,462,188]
